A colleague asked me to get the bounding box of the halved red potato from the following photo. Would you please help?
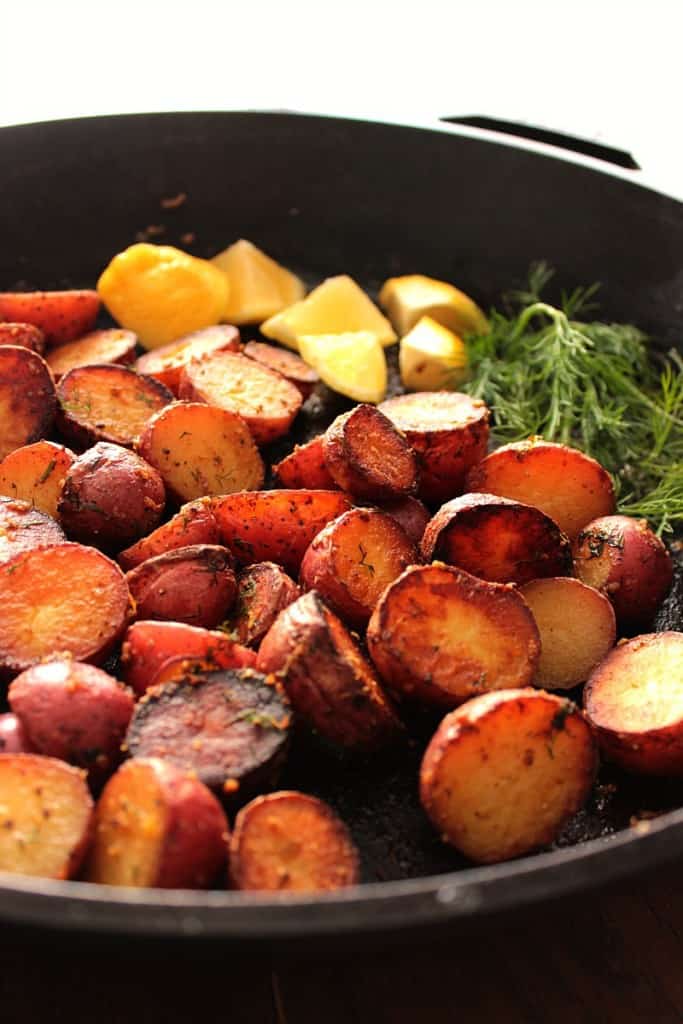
[243,341,319,400]
[134,324,241,395]
[367,563,541,708]
[0,714,35,754]
[0,323,45,353]
[0,754,93,878]
[45,328,137,381]
[0,346,56,459]
[272,436,336,490]
[519,577,617,689]
[379,495,430,546]
[299,508,417,629]
[420,689,597,863]
[573,515,674,631]
[226,562,301,647]
[230,791,359,892]
[179,350,303,445]
[0,497,65,563]
[0,543,132,678]
[0,440,76,520]
[125,544,236,628]
[137,401,264,502]
[0,290,100,345]
[214,489,351,574]
[420,493,572,586]
[125,668,291,796]
[118,497,220,570]
[322,404,419,501]
[584,631,683,775]
[466,439,616,540]
[257,591,403,752]
[120,619,256,697]
[378,391,489,505]
[58,442,165,550]
[56,364,173,449]
[86,757,228,888]
[8,660,134,783]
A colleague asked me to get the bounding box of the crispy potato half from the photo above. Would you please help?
[46,328,137,381]
[584,632,683,775]
[0,289,99,345]
[243,341,319,400]
[86,757,228,888]
[421,492,573,586]
[134,324,241,395]
[0,440,75,520]
[272,435,336,490]
[420,690,597,863]
[118,497,220,570]
[137,401,264,502]
[226,562,301,647]
[322,404,419,501]
[257,591,404,752]
[300,508,417,629]
[125,544,237,629]
[230,791,360,892]
[367,564,541,707]
[0,754,93,878]
[0,323,45,353]
[466,439,616,539]
[0,496,65,563]
[520,577,617,689]
[378,391,489,505]
[0,346,57,460]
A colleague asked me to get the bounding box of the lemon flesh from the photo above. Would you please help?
[399,315,468,391]
[379,274,489,338]
[299,332,387,404]
[212,239,305,324]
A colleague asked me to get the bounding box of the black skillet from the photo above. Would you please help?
[0,111,681,946]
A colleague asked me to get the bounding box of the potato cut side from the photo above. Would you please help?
[379,274,489,337]
[420,690,597,863]
[230,791,359,892]
[0,497,64,563]
[0,441,75,519]
[299,332,387,405]
[56,364,173,449]
[261,274,396,351]
[367,564,541,707]
[118,497,220,570]
[134,325,240,396]
[0,346,56,460]
[399,315,468,391]
[46,328,137,381]
[226,562,301,647]
[137,402,264,502]
[322,404,419,501]
[520,577,616,689]
[584,631,683,775]
[272,436,336,490]
[466,439,616,539]
[0,322,46,353]
[243,341,319,400]
[212,239,306,324]
[179,350,302,445]
[0,754,93,878]
[0,543,131,677]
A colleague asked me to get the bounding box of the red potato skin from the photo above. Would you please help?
[0,323,46,353]
[120,620,256,697]
[134,325,241,395]
[0,497,65,563]
[125,544,237,628]
[0,713,36,753]
[118,498,220,570]
[0,290,100,346]
[243,341,319,400]
[58,442,166,551]
[8,661,134,784]
[573,515,673,631]
[322,405,419,501]
[45,328,137,381]
[378,496,430,546]
[0,346,57,460]
[227,562,302,647]
[272,436,337,490]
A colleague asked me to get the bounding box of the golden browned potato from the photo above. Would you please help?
[0,322,45,354]
[0,346,57,459]
[584,631,683,775]
[466,438,616,539]
[0,496,65,563]
[135,324,241,395]
[420,492,572,586]
[230,791,359,891]
[118,497,220,570]
[272,436,337,490]
[322,404,419,501]
[367,564,541,707]
[0,440,75,519]
[420,689,597,863]
[0,754,93,878]
[226,562,301,647]
[243,341,319,400]
[45,328,137,381]
[125,544,237,628]
[378,495,430,546]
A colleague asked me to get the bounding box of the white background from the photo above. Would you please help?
[2,0,682,196]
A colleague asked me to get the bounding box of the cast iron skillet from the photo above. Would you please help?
[0,111,682,945]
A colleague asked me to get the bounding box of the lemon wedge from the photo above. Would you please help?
[379,274,489,338]
[97,243,230,350]
[261,275,396,352]
[299,332,387,404]
[399,315,468,391]
[212,239,305,324]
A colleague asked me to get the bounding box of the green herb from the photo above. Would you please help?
[36,458,57,485]
[462,264,683,534]
[358,542,375,575]
[234,708,283,730]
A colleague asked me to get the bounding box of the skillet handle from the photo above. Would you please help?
[441,115,640,171]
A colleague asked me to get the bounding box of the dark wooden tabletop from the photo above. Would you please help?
[3,857,683,1024]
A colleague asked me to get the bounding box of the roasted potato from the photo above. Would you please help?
[367,564,541,707]
[0,346,57,459]
[0,322,45,353]
[0,713,35,754]
[573,515,674,631]
[272,435,336,490]
[225,562,301,647]
[0,290,100,345]
[46,328,137,381]
[0,754,93,878]
[322,404,419,501]
[257,591,403,752]
[243,340,319,400]
[230,791,360,891]
[378,495,430,546]
[299,508,417,628]
[58,442,166,550]
[584,631,683,775]
[420,492,573,586]
[86,757,228,888]
[0,496,65,563]
[420,689,597,863]
[378,391,489,505]
[135,324,241,395]
[0,440,75,519]
[136,401,264,502]
[118,497,220,571]
[125,544,237,628]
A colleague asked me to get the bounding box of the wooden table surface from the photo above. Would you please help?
[3,857,683,1023]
